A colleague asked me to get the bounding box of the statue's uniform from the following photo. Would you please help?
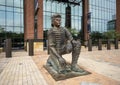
[48,27,73,54]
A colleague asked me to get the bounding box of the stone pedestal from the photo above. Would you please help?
[44,63,90,81]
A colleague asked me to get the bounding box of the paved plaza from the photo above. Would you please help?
[0,47,120,85]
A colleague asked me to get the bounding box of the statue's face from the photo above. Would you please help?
[53,18,61,27]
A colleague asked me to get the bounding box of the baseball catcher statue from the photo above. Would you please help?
[46,13,83,74]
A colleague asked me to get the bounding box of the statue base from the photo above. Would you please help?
[44,63,90,81]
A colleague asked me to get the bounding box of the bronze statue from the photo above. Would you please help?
[46,13,83,74]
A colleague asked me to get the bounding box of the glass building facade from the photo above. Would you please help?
[89,0,116,32]
[43,0,82,31]
[43,0,116,33]
[0,0,117,48]
[107,20,116,31]
[0,0,24,48]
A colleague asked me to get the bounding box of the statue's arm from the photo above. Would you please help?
[64,28,80,46]
[64,28,73,41]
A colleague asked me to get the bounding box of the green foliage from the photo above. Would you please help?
[90,30,120,45]
[115,32,120,39]
[0,26,4,32]
[67,28,81,40]
[103,30,120,39]
[90,31,103,45]
[68,28,79,37]
[0,31,24,47]
[91,31,103,39]
[0,32,24,38]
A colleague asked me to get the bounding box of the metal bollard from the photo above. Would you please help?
[3,40,6,52]
[88,39,92,51]
[107,39,111,50]
[115,38,118,49]
[98,39,102,50]
[5,39,12,58]
[24,41,27,51]
[29,39,34,56]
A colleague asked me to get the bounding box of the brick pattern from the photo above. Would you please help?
[0,48,120,85]
[116,0,120,33]
[37,0,43,39]
[24,0,34,40]
[24,0,43,40]
[0,58,10,74]
[0,56,48,85]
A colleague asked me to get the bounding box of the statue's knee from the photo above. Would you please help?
[66,42,72,53]
[72,41,81,54]
[73,42,81,50]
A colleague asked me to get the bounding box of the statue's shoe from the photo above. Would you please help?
[71,65,84,72]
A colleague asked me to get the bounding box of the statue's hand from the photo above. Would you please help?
[58,57,66,67]
[71,40,81,47]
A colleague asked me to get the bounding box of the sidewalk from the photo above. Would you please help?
[0,51,48,85]
[33,48,120,85]
[0,48,120,85]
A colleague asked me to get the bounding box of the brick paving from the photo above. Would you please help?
[0,47,120,85]
[0,58,10,74]
[0,51,48,85]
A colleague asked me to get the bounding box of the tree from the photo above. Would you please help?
[0,26,5,33]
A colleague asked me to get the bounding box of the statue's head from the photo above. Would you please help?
[51,13,61,27]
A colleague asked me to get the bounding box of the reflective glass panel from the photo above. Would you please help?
[14,0,20,7]
[14,13,21,26]
[0,0,5,5]
[6,0,13,6]
[0,11,5,26]
[6,12,13,26]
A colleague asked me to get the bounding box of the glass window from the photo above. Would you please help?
[14,8,20,12]
[45,16,51,29]
[21,27,24,33]
[56,4,60,13]
[0,11,5,26]
[0,6,5,10]
[6,26,13,32]
[44,0,82,32]
[6,0,13,6]
[61,4,65,14]
[0,0,5,5]
[14,27,21,33]
[6,7,13,12]
[21,0,23,8]
[6,12,13,26]
[43,1,46,11]
[14,0,20,7]
[20,8,23,13]
[0,26,6,33]
[21,14,24,27]
[0,0,24,48]
[14,13,21,26]
[51,3,56,12]
[89,0,116,32]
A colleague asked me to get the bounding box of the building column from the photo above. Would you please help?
[24,0,34,40]
[24,0,34,52]
[82,0,89,42]
[116,0,120,33]
[34,0,44,52]
[24,0,44,54]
